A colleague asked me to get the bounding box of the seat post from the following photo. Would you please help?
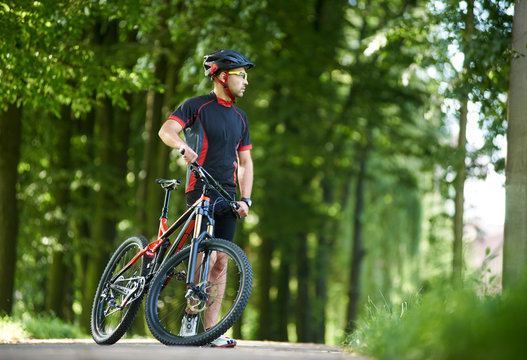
[161,188,172,219]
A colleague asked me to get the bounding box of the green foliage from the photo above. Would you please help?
[429,0,513,175]
[0,0,157,115]
[0,314,87,340]
[348,277,527,359]
[23,315,88,339]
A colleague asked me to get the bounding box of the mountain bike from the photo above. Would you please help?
[90,150,253,346]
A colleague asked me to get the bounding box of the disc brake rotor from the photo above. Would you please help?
[187,281,218,312]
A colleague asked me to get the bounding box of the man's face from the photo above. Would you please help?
[225,67,249,98]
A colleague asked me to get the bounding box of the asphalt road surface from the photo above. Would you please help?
[0,339,370,360]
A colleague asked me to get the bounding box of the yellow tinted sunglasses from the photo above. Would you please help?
[228,71,248,80]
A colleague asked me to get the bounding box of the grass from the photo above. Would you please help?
[346,277,527,360]
[0,314,88,342]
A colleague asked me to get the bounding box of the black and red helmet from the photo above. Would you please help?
[203,49,254,77]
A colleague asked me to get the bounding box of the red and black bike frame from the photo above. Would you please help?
[109,186,215,287]
[108,161,238,293]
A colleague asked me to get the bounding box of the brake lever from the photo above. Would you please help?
[231,202,241,219]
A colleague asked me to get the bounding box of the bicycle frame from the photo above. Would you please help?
[105,159,240,314]
[110,187,215,291]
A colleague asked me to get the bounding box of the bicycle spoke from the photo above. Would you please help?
[145,239,252,346]
[91,236,149,344]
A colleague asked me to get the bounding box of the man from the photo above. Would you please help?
[158,49,254,348]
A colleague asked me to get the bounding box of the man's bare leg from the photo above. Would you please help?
[204,251,228,329]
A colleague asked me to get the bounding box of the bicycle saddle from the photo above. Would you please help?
[156,179,181,190]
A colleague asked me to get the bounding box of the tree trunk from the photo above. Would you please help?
[311,182,335,343]
[46,105,73,320]
[256,235,274,340]
[503,0,527,289]
[273,249,291,341]
[80,98,119,329]
[346,154,367,333]
[295,233,312,342]
[71,107,95,324]
[452,0,474,283]
[137,54,168,236]
[453,99,468,281]
[80,19,117,328]
[0,103,22,315]
[312,233,329,343]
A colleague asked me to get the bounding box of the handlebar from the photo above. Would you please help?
[179,147,241,218]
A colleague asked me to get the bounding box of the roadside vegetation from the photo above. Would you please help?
[347,274,527,359]
[0,315,87,341]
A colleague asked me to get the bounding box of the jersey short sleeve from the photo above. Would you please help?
[168,98,197,129]
[237,110,252,152]
[166,93,252,192]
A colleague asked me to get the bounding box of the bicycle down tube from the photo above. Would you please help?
[109,193,206,285]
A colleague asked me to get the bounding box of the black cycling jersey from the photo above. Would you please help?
[168,91,252,193]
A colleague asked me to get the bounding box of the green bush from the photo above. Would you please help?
[23,314,88,339]
[0,314,87,340]
[347,278,527,360]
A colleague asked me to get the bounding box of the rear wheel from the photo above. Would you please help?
[145,238,252,346]
[91,235,149,344]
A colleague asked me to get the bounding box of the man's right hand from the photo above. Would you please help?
[180,145,198,165]
[159,121,198,164]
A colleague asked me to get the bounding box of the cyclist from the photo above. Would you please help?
[158,49,254,348]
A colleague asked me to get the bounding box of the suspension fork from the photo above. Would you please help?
[186,195,214,286]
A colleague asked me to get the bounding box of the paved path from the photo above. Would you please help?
[0,339,369,360]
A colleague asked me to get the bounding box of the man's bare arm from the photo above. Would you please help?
[236,150,253,217]
[158,120,198,164]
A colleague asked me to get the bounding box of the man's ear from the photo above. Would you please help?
[219,71,226,81]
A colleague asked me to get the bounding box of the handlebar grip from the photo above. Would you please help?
[231,202,241,219]
[181,146,200,169]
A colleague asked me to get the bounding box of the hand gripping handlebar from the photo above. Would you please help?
[179,147,241,218]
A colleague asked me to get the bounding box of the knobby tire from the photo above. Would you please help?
[145,238,252,346]
[91,235,149,345]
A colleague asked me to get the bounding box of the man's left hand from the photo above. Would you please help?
[236,201,249,218]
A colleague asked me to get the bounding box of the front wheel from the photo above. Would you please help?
[91,235,149,344]
[145,238,252,346]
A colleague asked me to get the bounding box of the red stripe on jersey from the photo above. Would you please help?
[238,144,252,152]
[186,117,209,193]
[168,114,186,128]
[233,160,238,185]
